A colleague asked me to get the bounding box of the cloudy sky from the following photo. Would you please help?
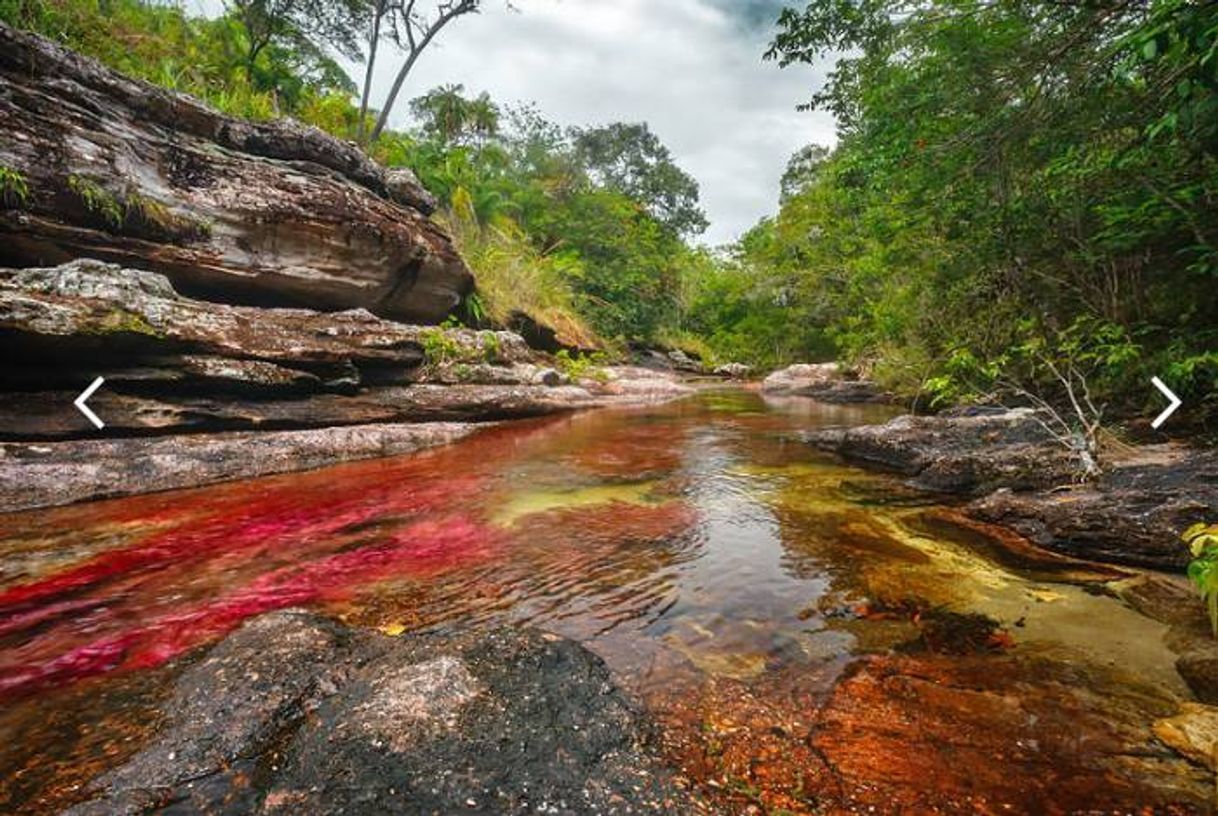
[359,0,838,244]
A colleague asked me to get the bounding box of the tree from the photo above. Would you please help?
[409,84,500,146]
[779,144,830,202]
[226,0,369,81]
[361,0,482,144]
[571,123,709,238]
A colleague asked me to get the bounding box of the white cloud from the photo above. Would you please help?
[362,0,838,244]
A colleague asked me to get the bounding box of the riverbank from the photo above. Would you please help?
[0,259,699,512]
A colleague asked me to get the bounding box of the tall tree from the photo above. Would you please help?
[361,0,481,143]
[227,0,369,80]
[571,122,709,238]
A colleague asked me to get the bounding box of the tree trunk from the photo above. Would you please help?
[357,3,383,143]
[369,8,469,143]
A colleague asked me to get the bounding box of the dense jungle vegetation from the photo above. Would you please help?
[2,0,1215,422]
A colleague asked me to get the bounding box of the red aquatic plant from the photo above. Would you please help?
[0,515,500,697]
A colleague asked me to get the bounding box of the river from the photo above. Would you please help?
[0,390,1209,813]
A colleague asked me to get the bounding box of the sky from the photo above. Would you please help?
[357,0,838,245]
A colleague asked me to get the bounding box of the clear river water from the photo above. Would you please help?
[0,390,1210,813]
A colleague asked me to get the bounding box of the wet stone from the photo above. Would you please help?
[63,611,694,815]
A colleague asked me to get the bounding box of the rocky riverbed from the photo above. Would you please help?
[795,400,1218,716]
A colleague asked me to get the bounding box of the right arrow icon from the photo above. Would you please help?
[1151,376,1182,430]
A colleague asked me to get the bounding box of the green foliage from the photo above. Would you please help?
[571,122,709,238]
[1185,523,1218,637]
[67,174,123,229]
[480,332,501,363]
[418,327,465,367]
[554,349,610,384]
[405,90,708,346]
[437,189,597,350]
[1,0,357,122]
[0,165,29,208]
[733,0,1218,422]
[410,84,501,147]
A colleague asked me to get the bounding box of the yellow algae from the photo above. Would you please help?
[491,480,664,527]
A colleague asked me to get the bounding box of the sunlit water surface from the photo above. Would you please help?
[0,391,1208,813]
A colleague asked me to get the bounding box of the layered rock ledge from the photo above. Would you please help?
[0,22,470,323]
[0,260,693,511]
[63,610,693,815]
[803,408,1216,571]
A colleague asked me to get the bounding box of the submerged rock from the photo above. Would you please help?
[0,23,471,323]
[64,611,693,815]
[1154,703,1218,771]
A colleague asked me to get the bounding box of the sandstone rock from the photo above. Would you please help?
[0,422,483,511]
[804,409,1215,570]
[596,366,697,401]
[383,167,437,215]
[802,408,1078,492]
[64,611,693,815]
[966,448,1217,571]
[1178,651,1218,705]
[0,260,428,377]
[666,349,702,373]
[762,363,844,393]
[0,23,471,324]
[1154,703,1218,771]
[762,362,889,403]
[712,362,751,379]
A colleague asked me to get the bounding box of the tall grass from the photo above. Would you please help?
[441,187,598,350]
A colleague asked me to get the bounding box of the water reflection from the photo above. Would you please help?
[0,391,1209,813]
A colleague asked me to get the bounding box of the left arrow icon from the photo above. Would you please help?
[74,376,106,429]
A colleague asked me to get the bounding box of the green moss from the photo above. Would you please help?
[0,166,30,209]
[67,174,210,241]
[122,189,211,241]
[94,309,162,337]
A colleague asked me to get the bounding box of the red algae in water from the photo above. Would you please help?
[0,514,501,698]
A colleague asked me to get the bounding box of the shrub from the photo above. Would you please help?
[0,165,29,208]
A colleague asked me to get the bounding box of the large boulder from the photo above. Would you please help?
[63,611,693,815]
[0,23,472,324]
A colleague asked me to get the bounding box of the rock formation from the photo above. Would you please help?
[803,407,1217,570]
[62,611,693,815]
[762,362,889,403]
[0,22,471,324]
[0,260,693,509]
